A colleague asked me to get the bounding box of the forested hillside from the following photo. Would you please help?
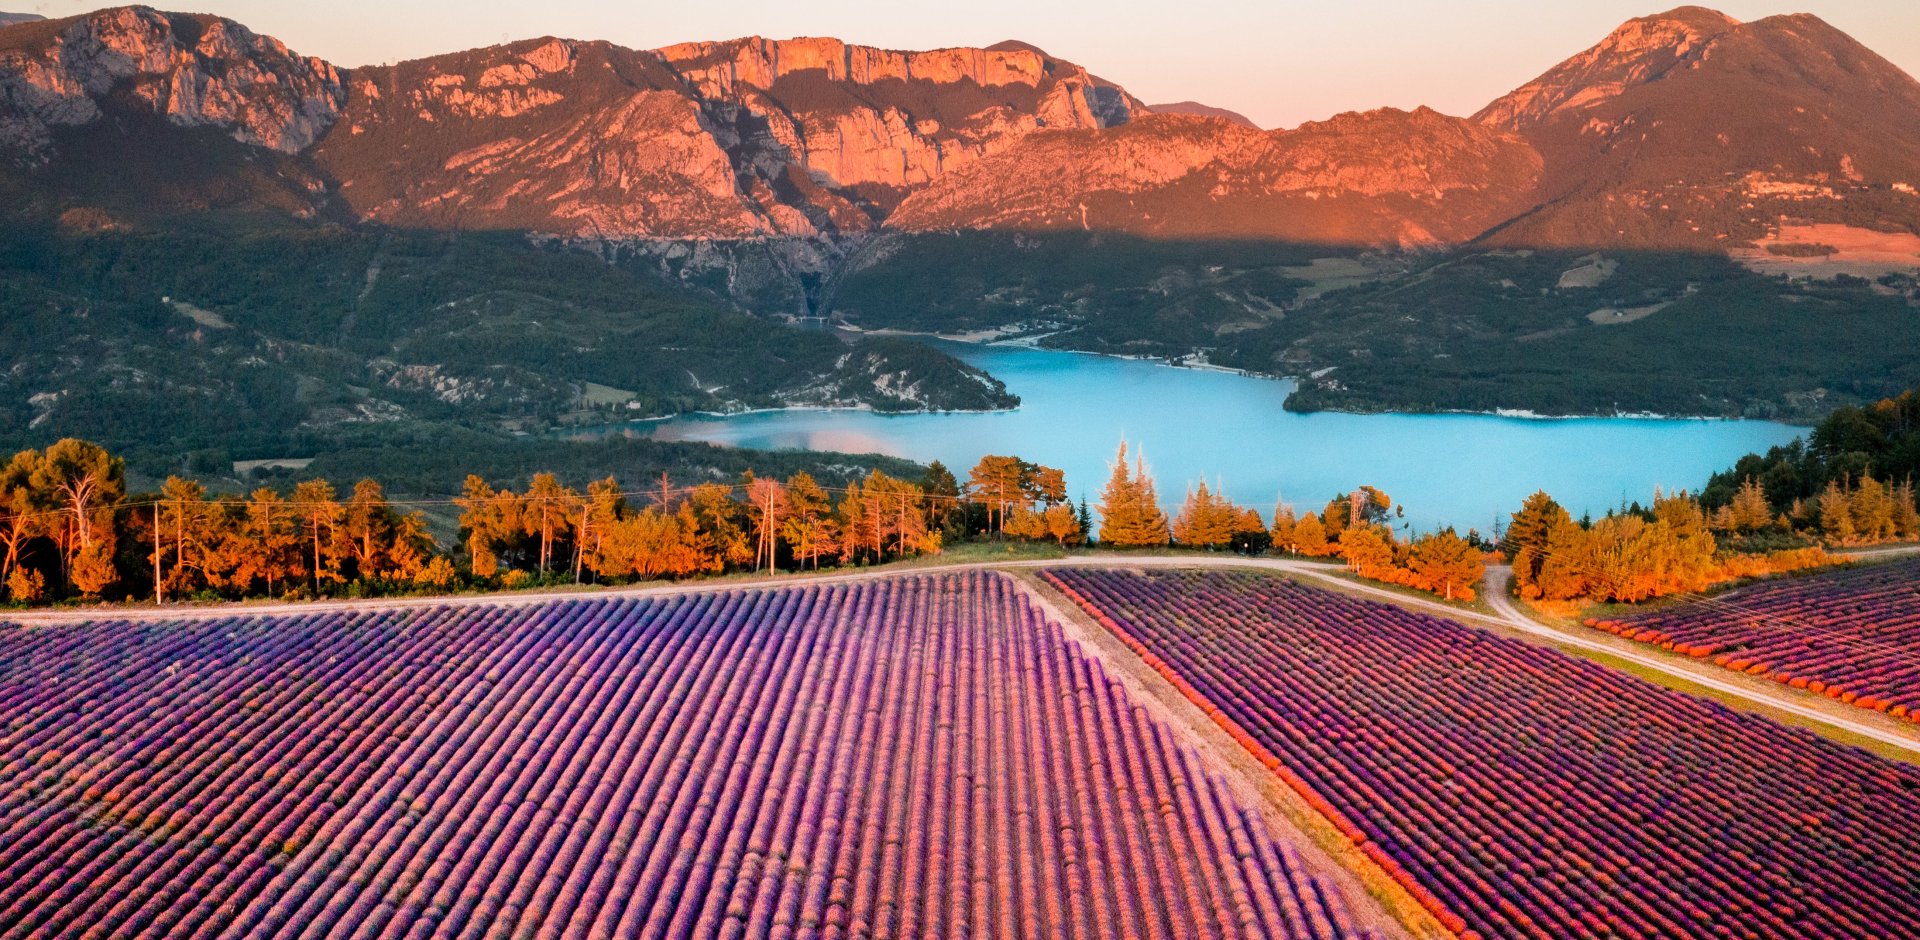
[0,223,1015,477]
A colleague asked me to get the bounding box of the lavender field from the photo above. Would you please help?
[1047,567,1920,940]
[0,573,1371,939]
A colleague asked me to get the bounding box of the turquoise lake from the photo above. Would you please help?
[618,343,1805,534]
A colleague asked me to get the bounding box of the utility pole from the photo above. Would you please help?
[152,503,164,606]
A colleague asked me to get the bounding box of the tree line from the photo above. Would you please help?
[1501,477,1916,606]
[1504,389,1920,607]
[1097,444,1491,602]
[0,439,1101,607]
[3,437,1501,608]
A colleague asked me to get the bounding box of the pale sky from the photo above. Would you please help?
[10,1,1919,128]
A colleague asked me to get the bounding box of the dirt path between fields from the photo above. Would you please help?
[1014,569,1447,940]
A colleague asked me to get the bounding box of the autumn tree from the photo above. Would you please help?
[456,475,521,578]
[231,488,301,597]
[781,472,838,570]
[691,482,752,570]
[1849,475,1898,543]
[1290,513,1332,558]
[522,473,577,576]
[1507,492,1574,600]
[968,455,1069,536]
[290,479,348,593]
[865,471,936,559]
[1269,504,1298,554]
[922,461,962,534]
[1895,480,1920,540]
[1816,480,1856,545]
[35,439,124,596]
[0,450,45,601]
[157,476,219,598]
[1337,526,1395,579]
[1408,529,1484,601]
[1172,482,1239,550]
[968,455,1028,535]
[1532,515,1592,601]
[745,474,791,572]
[1230,507,1270,555]
[575,477,625,582]
[1729,478,1773,533]
[1044,502,1084,547]
[1096,442,1169,548]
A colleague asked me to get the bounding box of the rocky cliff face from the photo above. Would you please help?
[312,32,1139,239]
[0,6,344,164]
[891,108,1542,247]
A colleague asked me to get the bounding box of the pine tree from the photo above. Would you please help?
[1849,475,1896,543]
[292,479,344,593]
[1730,477,1772,532]
[1172,482,1237,549]
[1817,480,1856,545]
[781,472,837,570]
[1095,442,1169,548]
[1893,480,1919,540]
[1269,504,1298,555]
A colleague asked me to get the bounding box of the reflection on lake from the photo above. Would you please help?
[585,344,1804,534]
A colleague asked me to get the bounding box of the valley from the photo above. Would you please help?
[1,5,1917,481]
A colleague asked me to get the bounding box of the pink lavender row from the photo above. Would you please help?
[1045,567,1920,940]
[1591,557,1920,720]
[0,572,1369,939]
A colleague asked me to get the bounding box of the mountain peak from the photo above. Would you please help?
[0,5,345,162]
[1475,6,1739,129]
[1647,6,1740,29]
[1147,101,1259,129]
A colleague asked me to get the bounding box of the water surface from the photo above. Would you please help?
[610,344,1803,534]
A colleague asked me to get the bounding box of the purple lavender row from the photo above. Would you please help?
[1046,567,1920,940]
[0,573,1368,939]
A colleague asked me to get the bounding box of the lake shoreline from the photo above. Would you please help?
[839,326,1783,424]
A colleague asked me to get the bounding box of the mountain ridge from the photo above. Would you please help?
[2,4,1917,251]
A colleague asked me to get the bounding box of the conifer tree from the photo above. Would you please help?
[781,472,837,569]
[1893,480,1919,540]
[1849,475,1897,543]
[1044,502,1083,547]
[1816,480,1856,545]
[1172,482,1237,549]
[1096,442,1169,548]
[1730,477,1773,532]
[1269,504,1298,554]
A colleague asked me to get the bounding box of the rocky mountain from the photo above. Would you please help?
[0,13,43,28]
[1147,100,1257,128]
[0,7,343,163]
[2,5,1915,252]
[889,107,1542,247]
[1475,6,1920,248]
[313,34,1140,240]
